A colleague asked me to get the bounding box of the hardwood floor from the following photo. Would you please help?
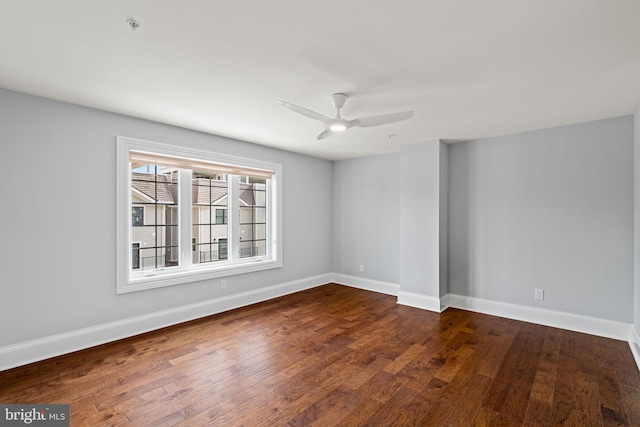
[2,284,640,426]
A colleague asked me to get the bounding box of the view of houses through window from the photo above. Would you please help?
[238,178,267,259]
[130,164,268,272]
[191,171,229,264]
[131,165,179,270]
[117,136,281,293]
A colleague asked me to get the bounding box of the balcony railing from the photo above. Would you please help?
[134,248,259,269]
[197,247,258,262]
[198,250,226,263]
[239,247,259,258]
[136,255,179,269]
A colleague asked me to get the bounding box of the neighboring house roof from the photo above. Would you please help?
[132,172,176,204]
[132,174,262,206]
[239,184,255,206]
[191,180,260,206]
[192,178,228,205]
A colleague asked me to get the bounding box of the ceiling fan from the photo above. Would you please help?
[278,93,414,140]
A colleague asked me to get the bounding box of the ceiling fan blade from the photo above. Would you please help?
[277,100,330,122]
[317,129,336,140]
[351,111,414,128]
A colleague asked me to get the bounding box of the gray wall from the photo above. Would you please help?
[332,141,448,302]
[0,89,333,346]
[399,140,445,297]
[448,116,634,322]
[439,142,448,297]
[331,153,400,283]
[1,87,636,352]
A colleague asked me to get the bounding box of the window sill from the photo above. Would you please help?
[117,258,282,294]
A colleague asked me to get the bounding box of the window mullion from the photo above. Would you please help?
[178,168,192,268]
[228,175,240,263]
[266,180,273,258]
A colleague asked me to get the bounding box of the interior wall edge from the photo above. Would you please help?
[631,325,640,371]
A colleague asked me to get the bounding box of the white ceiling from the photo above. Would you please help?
[1,1,640,160]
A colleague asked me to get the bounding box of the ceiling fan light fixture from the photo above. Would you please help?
[278,93,414,140]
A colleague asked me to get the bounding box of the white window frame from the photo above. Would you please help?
[116,136,282,294]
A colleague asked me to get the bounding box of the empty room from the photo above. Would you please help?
[2,1,640,425]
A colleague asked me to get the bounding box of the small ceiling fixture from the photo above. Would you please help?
[126,18,141,31]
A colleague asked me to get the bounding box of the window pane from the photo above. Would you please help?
[254,188,266,206]
[194,207,211,225]
[239,207,252,224]
[138,244,179,268]
[219,238,228,260]
[253,207,266,223]
[132,243,140,269]
[239,224,266,240]
[192,171,229,264]
[239,179,268,258]
[130,163,180,271]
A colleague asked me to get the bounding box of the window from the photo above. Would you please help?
[219,238,228,260]
[132,243,140,270]
[215,208,227,225]
[130,166,179,270]
[193,172,229,264]
[239,178,267,258]
[117,136,282,293]
[132,207,144,226]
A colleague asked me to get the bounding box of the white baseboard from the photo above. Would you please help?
[4,276,639,374]
[330,273,399,296]
[397,291,447,313]
[0,273,331,372]
[447,293,631,341]
[630,325,640,370]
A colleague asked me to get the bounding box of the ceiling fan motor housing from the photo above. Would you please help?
[331,93,348,109]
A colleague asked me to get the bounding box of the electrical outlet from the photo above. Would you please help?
[359,265,364,273]
[535,289,544,300]
[221,279,227,289]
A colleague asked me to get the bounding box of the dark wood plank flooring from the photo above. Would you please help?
[2,284,640,426]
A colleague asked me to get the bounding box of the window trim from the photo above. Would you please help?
[116,136,283,294]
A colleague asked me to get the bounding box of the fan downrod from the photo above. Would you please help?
[331,93,348,110]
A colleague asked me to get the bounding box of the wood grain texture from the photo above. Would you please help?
[1,284,639,426]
